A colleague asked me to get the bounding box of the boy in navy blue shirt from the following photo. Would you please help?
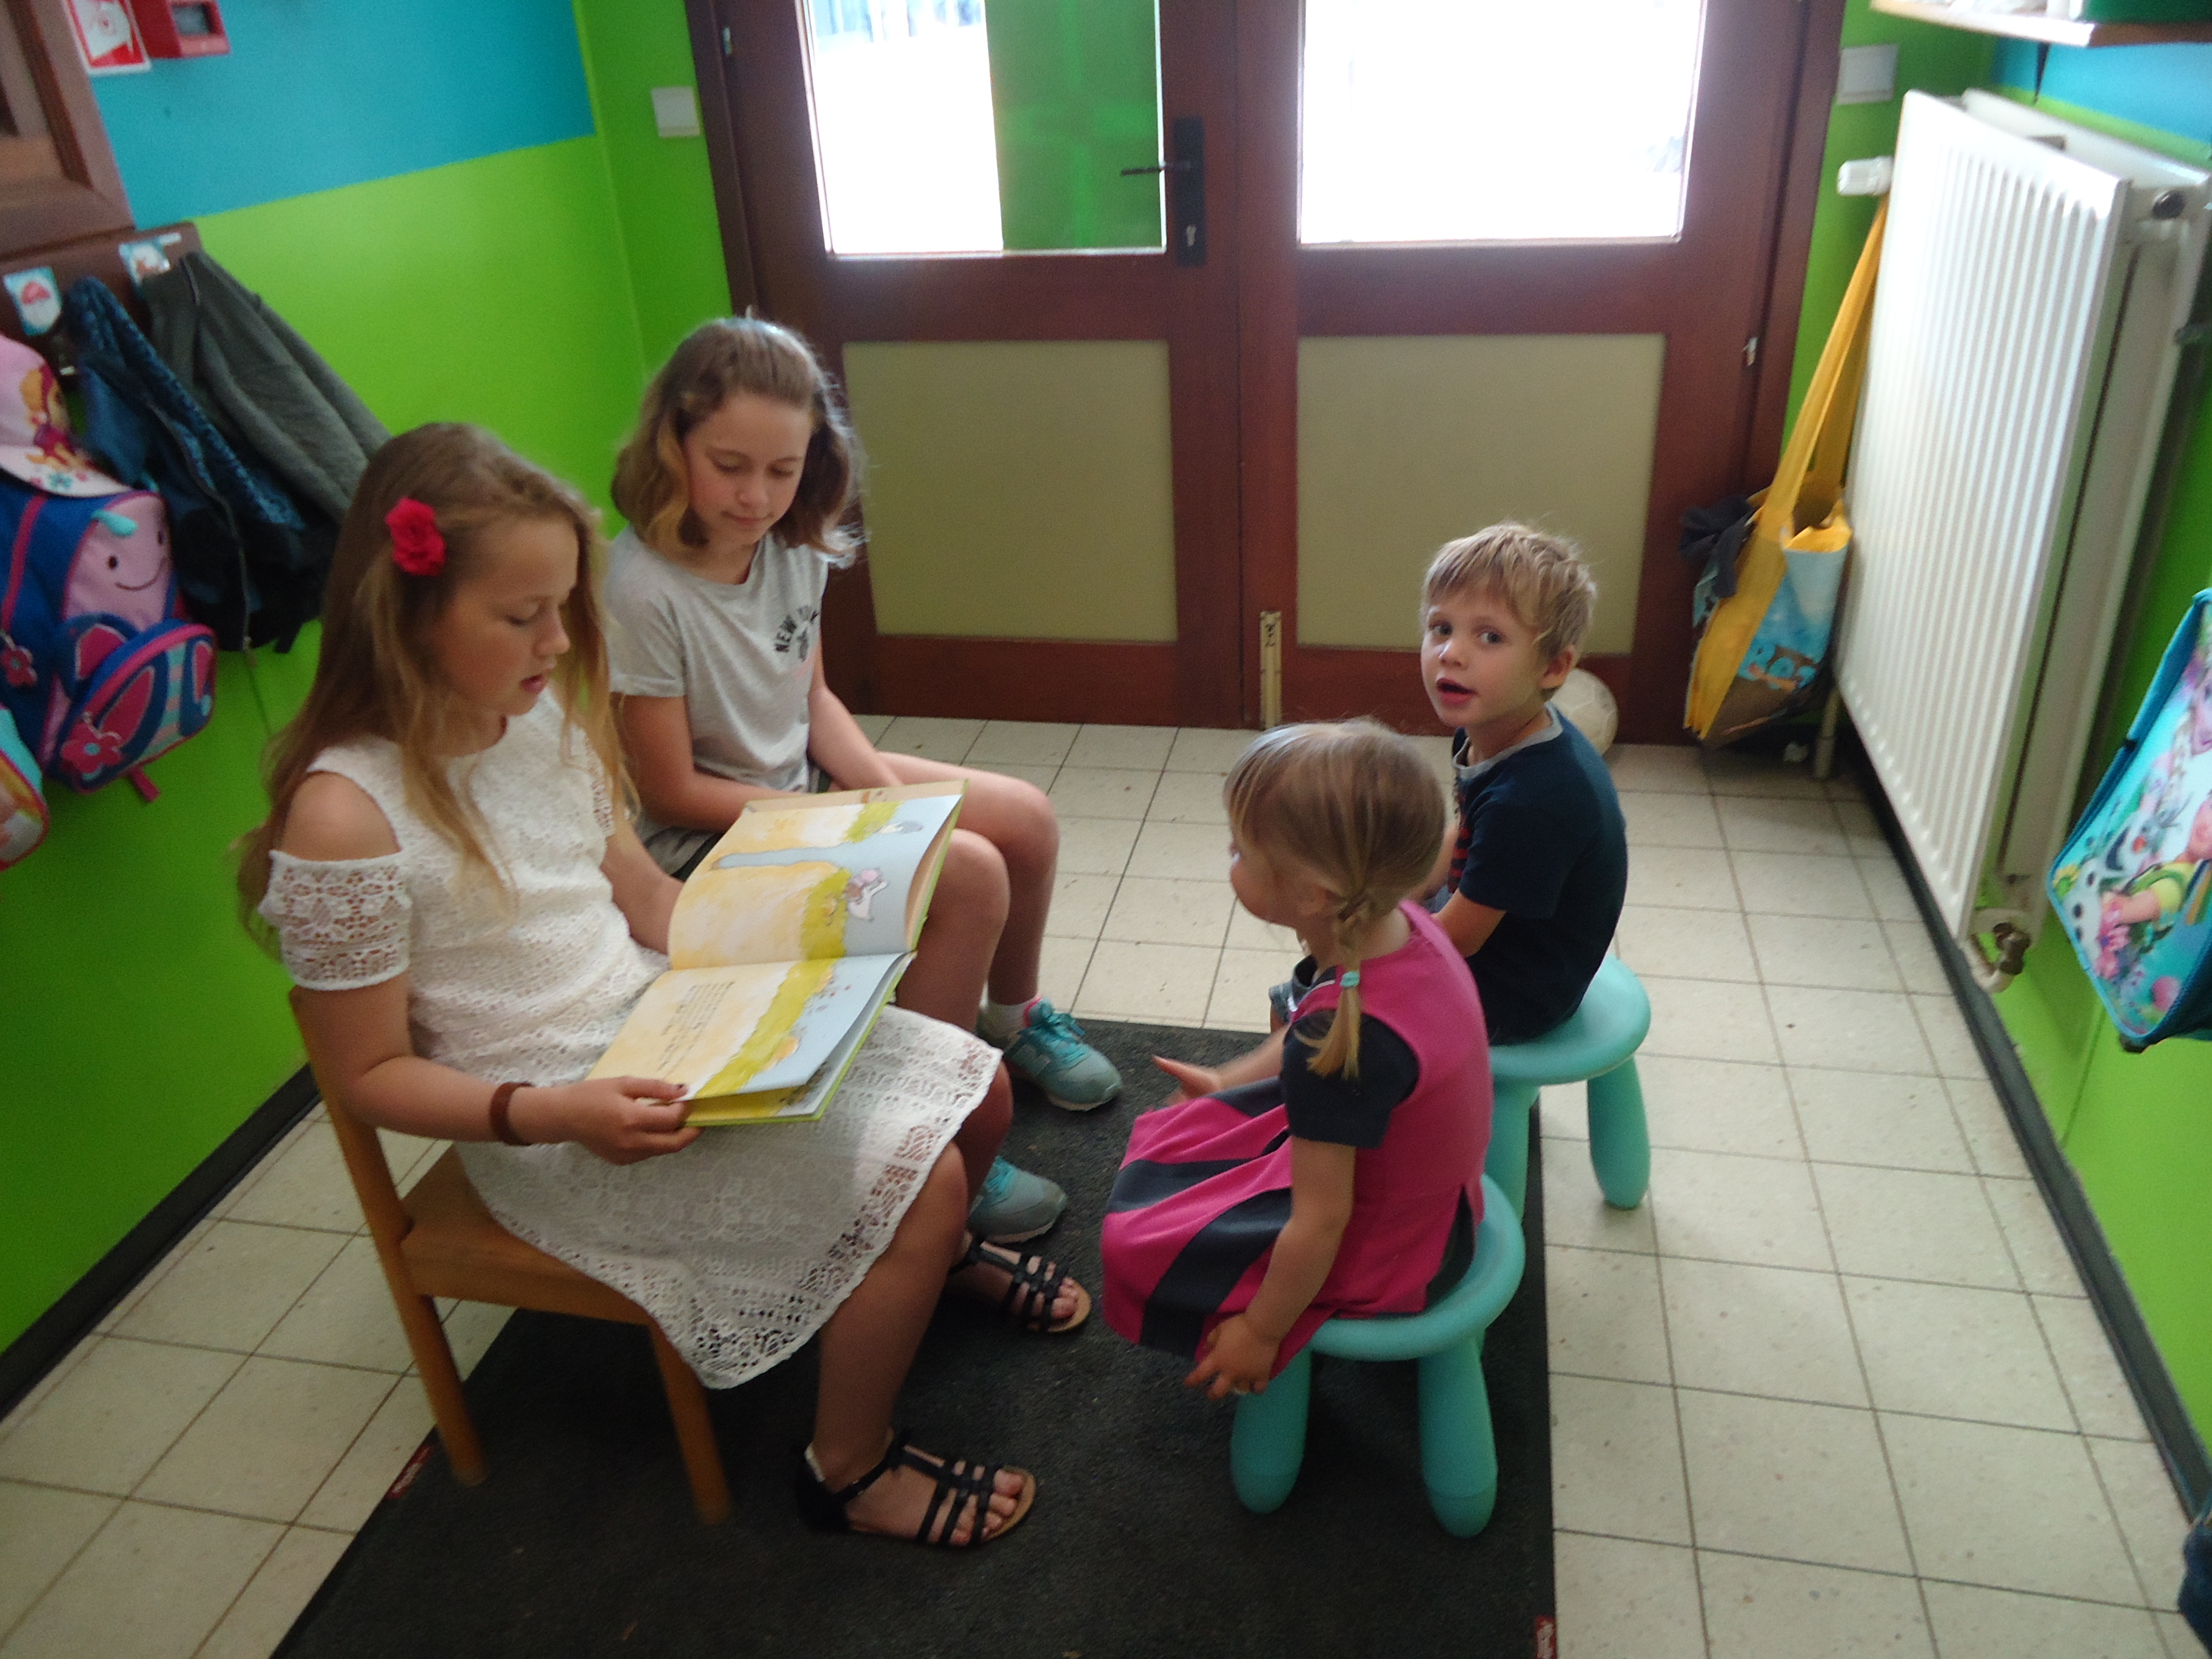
[1267,524,1627,1043]
[1416,525,1626,1044]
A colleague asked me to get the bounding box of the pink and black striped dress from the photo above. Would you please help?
[1101,900,1493,1373]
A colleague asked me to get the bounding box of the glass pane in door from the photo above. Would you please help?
[1299,0,1704,246]
[805,0,1164,255]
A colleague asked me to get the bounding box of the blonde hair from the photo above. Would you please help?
[1423,522,1598,667]
[1225,720,1444,1078]
[237,423,620,938]
[611,316,858,562]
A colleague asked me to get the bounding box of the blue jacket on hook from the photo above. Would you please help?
[61,275,327,652]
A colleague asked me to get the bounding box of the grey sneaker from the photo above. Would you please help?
[968,1156,1066,1244]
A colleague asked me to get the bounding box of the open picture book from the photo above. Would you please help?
[586,781,964,1124]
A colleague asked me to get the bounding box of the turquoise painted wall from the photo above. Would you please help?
[1789,11,2212,1444]
[0,3,731,1353]
[90,0,594,224]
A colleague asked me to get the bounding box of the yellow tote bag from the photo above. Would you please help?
[1685,201,1886,743]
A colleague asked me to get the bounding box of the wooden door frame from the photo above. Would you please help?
[686,0,1244,729]
[1235,0,1846,745]
[689,0,1845,737]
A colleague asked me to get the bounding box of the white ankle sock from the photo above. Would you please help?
[980,997,1039,1041]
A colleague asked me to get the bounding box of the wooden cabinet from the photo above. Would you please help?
[0,0,131,261]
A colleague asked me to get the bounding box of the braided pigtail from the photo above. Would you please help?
[1308,896,1378,1078]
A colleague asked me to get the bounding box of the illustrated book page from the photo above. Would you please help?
[585,782,964,1124]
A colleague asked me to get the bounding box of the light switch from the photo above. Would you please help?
[1835,42,1899,107]
[1837,156,1895,196]
[652,85,702,138]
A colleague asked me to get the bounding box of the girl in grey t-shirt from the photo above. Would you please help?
[604,320,1125,1239]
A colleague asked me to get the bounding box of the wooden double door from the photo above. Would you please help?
[688,0,1841,743]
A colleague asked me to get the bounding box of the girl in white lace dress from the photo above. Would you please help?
[239,424,1088,1549]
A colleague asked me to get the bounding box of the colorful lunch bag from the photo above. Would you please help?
[2047,591,2212,1049]
[1684,201,1880,746]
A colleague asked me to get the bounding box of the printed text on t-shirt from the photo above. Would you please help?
[774,605,820,660]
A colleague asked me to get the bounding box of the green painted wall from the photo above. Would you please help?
[1786,6,2212,1445]
[1,93,690,1350]
[572,0,732,373]
[197,139,648,517]
[1995,385,2212,1444]
[1783,2,1991,435]
[0,645,315,1351]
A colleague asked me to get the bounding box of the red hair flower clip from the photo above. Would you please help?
[386,497,446,577]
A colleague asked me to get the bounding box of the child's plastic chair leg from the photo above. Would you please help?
[1230,1347,1313,1515]
[1585,1059,1650,1210]
[1483,1083,1537,1218]
[1417,1336,1498,1537]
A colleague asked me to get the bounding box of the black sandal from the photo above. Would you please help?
[950,1235,1093,1333]
[795,1430,1036,1547]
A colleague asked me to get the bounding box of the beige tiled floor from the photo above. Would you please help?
[0,724,2194,1658]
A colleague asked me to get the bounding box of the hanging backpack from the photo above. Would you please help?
[2047,592,2212,1049]
[1685,201,1885,746]
[60,275,328,653]
[0,480,214,799]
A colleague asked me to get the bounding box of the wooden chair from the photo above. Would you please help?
[292,994,732,1522]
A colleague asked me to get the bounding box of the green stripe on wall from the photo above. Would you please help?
[0,648,313,1353]
[1784,1,1992,440]
[1786,2,2212,1449]
[0,135,652,1354]
[573,0,734,370]
[195,137,650,515]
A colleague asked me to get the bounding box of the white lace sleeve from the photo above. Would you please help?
[260,850,411,990]
[591,763,616,839]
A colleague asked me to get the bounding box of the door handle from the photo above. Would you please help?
[1121,116,1205,266]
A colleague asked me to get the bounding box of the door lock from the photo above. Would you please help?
[1121,116,1206,266]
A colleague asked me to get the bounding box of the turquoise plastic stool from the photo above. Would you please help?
[1230,1175,1526,1536]
[1484,954,1652,1218]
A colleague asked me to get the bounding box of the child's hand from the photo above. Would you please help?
[523,1077,697,1165]
[1152,1055,1223,1107]
[1185,1313,1282,1400]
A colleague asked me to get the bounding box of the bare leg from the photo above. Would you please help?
[894,827,1007,1028]
[883,756,1058,1005]
[949,1062,1013,1207]
[811,1148,1026,1541]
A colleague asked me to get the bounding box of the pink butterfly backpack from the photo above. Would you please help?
[0,481,213,800]
[0,336,214,818]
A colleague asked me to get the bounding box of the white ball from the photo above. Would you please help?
[1555,667,1618,754]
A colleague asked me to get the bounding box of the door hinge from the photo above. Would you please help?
[1743,335,1760,368]
[1259,611,1284,728]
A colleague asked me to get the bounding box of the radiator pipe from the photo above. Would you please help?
[1966,922,2033,994]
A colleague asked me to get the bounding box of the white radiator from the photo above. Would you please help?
[1838,90,2210,947]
